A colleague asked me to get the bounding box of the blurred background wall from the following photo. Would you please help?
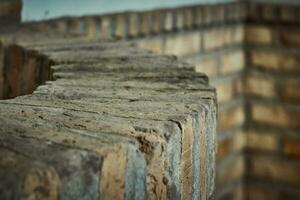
[22,0,236,21]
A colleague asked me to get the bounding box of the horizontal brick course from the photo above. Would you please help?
[250,51,300,74]
[249,156,300,186]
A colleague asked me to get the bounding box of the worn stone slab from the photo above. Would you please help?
[0,41,217,200]
[0,115,147,200]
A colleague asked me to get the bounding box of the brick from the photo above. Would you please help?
[245,74,276,98]
[114,14,127,39]
[246,186,275,200]
[128,13,139,37]
[203,6,212,25]
[203,28,231,51]
[261,5,277,21]
[4,44,24,99]
[100,16,112,40]
[233,184,245,200]
[217,139,230,159]
[164,31,201,57]
[281,192,300,200]
[251,51,300,74]
[137,37,164,54]
[0,0,22,17]
[246,131,277,151]
[213,78,242,103]
[217,156,245,185]
[84,16,99,39]
[151,11,161,34]
[217,131,245,160]
[0,39,216,200]
[175,9,184,30]
[67,18,83,35]
[183,8,193,28]
[233,131,246,152]
[184,56,218,78]
[249,156,300,186]
[231,25,244,44]
[140,12,150,35]
[280,6,295,22]
[245,26,272,44]
[282,80,300,102]
[163,11,174,31]
[194,7,204,26]
[21,50,39,96]
[280,31,300,48]
[283,137,300,159]
[220,50,244,74]
[218,106,245,131]
[0,41,3,99]
[53,19,67,34]
[251,104,300,129]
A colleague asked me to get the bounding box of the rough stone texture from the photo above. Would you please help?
[0,39,217,200]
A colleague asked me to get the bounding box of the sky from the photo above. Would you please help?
[22,0,234,21]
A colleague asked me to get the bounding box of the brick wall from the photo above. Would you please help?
[244,2,300,199]
[17,3,247,199]
[0,0,22,28]
[1,1,300,199]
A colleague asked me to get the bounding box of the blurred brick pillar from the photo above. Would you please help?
[0,0,22,27]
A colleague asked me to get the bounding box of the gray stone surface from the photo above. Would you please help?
[0,41,216,200]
